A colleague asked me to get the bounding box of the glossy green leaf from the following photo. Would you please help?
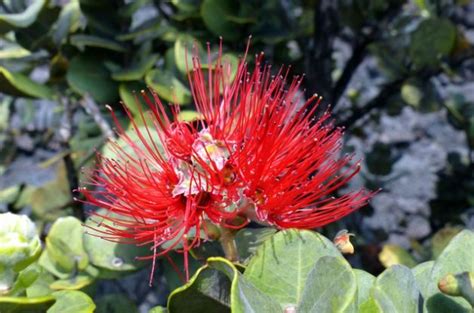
[46,217,89,273]
[167,263,231,313]
[118,82,148,117]
[0,0,45,34]
[47,290,95,313]
[66,55,118,103]
[0,296,54,313]
[70,35,127,52]
[298,256,357,313]
[372,265,420,313]
[201,0,240,41]
[112,54,159,81]
[0,67,53,99]
[145,69,191,104]
[234,228,277,262]
[410,18,456,68]
[49,274,94,291]
[83,211,150,272]
[244,230,342,306]
[207,257,281,313]
[174,34,204,74]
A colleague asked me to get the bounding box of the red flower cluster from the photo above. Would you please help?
[80,40,372,279]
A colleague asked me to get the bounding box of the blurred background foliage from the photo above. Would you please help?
[0,0,473,311]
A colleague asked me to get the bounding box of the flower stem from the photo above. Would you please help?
[219,227,238,262]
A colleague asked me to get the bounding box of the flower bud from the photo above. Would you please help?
[0,213,41,294]
[438,272,474,306]
[333,229,355,254]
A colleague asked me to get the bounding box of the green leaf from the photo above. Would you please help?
[190,241,225,261]
[67,55,118,103]
[431,226,463,259]
[112,54,159,81]
[243,229,342,306]
[118,82,148,117]
[207,257,281,313]
[14,5,61,51]
[145,69,191,104]
[83,211,150,272]
[0,185,20,205]
[31,162,72,222]
[46,217,89,273]
[412,261,435,299]
[149,306,168,313]
[0,0,46,34]
[167,262,231,313]
[49,274,94,291]
[47,290,95,313]
[174,34,204,75]
[101,122,163,161]
[424,230,474,312]
[95,294,139,313]
[70,35,128,52]
[378,244,417,269]
[354,269,376,310]
[0,44,31,59]
[372,265,420,313]
[234,228,277,262]
[52,0,82,46]
[8,263,41,296]
[409,18,456,68]
[0,296,54,313]
[177,110,202,122]
[26,270,55,298]
[163,252,202,291]
[0,67,53,99]
[38,250,72,279]
[201,0,240,41]
[359,297,383,313]
[298,256,357,313]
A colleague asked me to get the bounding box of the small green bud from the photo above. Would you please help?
[438,272,474,306]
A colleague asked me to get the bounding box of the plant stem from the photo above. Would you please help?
[219,227,238,262]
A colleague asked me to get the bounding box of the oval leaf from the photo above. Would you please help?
[243,230,342,306]
[373,265,420,313]
[145,69,191,104]
[207,257,281,313]
[0,67,53,99]
[66,55,118,103]
[47,290,95,313]
[298,256,357,313]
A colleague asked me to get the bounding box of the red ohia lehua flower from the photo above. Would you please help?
[79,39,373,281]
